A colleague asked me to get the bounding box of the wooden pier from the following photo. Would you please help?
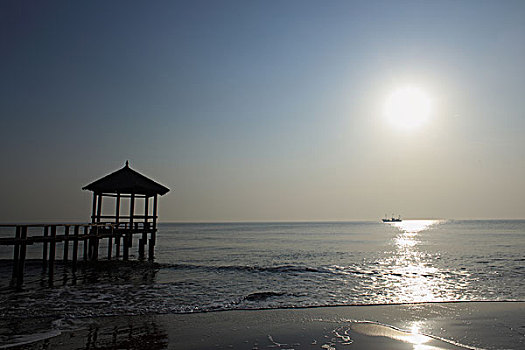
[1,161,170,287]
[1,222,156,286]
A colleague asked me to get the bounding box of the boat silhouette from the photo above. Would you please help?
[382,214,402,222]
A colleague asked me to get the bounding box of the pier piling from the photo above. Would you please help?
[16,226,28,286]
[63,225,69,262]
[123,232,129,261]
[107,236,113,260]
[115,234,121,258]
[72,225,79,271]
[11,226,20,280]
[83,226,88,262]
[43,226,48,269]
[49,225,56,278]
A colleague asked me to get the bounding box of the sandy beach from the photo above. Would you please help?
[8,301,523,350]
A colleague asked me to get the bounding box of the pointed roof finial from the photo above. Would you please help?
[125,160,129,167]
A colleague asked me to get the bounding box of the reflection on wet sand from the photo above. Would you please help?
[83,320,167,350]
[32,318,168,350]
[350,320,467,350]
[18,301,525,349]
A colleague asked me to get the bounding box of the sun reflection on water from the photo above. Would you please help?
[385,220,443,303]
[391,220,439,235]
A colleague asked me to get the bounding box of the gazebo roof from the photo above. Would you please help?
[82,162,170,196]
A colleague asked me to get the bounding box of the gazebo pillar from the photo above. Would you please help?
[115,193,121,225]
[91,193,97,223]
[115,192,121,258]
[96,194,102,223]
[153,194,158,232]
[124,193,135,261]
[130,193,135,227]
[89,192,101,261]
[144,196,149,227]
[149,194,158,260]
[139,196,149,259]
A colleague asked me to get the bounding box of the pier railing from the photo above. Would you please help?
[0,222,157,287]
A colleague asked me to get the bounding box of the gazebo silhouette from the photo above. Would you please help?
[82,161,169,260]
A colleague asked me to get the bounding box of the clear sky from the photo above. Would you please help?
[1,0,524,222]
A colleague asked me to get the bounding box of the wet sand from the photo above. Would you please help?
[7,301,525,349]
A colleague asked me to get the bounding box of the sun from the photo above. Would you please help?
[384,86,431,130]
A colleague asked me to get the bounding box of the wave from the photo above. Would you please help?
[160,262,448,279]
[162,262,333,274]
[243,291,287,301]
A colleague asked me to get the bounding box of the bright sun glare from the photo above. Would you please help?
[384,86,431,130]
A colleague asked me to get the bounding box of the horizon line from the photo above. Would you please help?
[1,218,524,225]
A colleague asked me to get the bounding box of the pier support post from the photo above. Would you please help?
[16,226,28,286]
[123,233,130,261]
[139,223,148,260]
[140,197,149,260]
[115,234,121,259]
[125,193,135,261]
[138,238,145,259]
[11,226,21,280]
[63,226,70,262]
[148,233,155,261]
[107,227,113,260]
[72,225,79,271]
[89,226,100,261]
[42,226,48,270]
[83,226,89,261]
[49,226,57,279]
[94,237,99,261]
[148,195,157,261]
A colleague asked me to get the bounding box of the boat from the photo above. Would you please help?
[382,214,402,222]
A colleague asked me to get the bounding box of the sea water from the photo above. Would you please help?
[0,220,524,343]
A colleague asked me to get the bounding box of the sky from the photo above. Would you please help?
[1,0,524,222]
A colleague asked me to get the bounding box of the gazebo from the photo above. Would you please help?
[82,161,170,260]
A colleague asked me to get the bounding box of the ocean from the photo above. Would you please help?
[0,220,524,344]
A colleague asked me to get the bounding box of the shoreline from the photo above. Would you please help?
[4,301,524,349]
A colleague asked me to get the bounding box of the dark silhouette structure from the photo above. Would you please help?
[83,161,170,260]
[0,161,170,287]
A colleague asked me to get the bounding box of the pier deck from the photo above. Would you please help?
[0,222,156,287]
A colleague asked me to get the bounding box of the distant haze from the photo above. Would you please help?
[1,1,524,222]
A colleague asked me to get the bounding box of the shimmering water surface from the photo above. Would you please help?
[0,220,524,323]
